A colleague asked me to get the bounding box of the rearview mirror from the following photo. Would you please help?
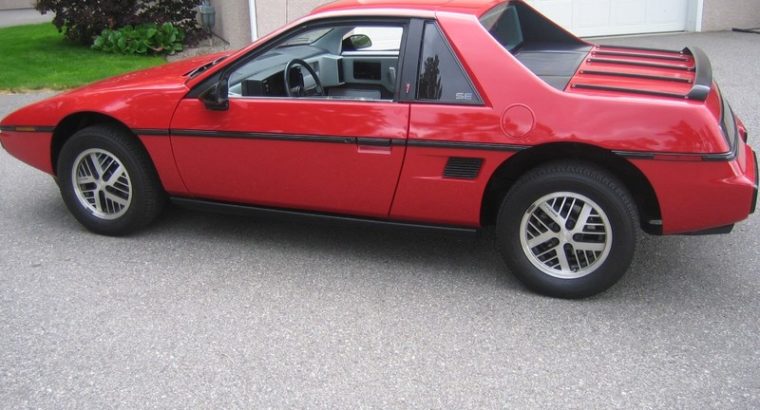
[199,79,229,111]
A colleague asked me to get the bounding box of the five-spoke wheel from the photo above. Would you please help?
[71,148,133,220]
[497,162,638,298]
[520,192,612,279]
[57,124,165,236]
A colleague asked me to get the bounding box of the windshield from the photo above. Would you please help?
[280,28,333,46]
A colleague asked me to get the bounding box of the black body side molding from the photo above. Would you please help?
[171,198,478,235]
[682,224,734,236]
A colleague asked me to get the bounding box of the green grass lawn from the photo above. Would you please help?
[0,23,166,91]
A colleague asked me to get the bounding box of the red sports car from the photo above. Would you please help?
[1,0,757,298]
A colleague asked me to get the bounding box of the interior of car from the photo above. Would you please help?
[228,24,404,101]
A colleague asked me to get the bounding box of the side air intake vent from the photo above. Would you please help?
[444,157,484,180]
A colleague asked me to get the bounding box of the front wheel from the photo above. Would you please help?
[57,124,165,236]
[496,162,638,298]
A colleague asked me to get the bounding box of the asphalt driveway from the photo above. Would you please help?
[1,31,759,408]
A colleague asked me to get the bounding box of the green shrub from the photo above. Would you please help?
[93,23,185,55]
[36,0,203,46]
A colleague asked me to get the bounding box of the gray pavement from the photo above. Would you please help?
[0,8,52,28]
[1,32,760,408]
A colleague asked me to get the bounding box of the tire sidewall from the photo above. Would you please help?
[497,170,636,298]
[57,128,153,236]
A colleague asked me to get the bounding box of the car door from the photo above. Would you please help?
[390,19,506,227]
[170,21,410,218]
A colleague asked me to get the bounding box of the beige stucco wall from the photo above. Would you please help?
[256,0,330,37]
[209,0,252,49]
[209,0,328,49]
[0,0,35,10]
[287,0,332,24]
[256,0,332,37]
[702,0,760,31]
[254,0,286,40]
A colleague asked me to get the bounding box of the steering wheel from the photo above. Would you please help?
[284,59,324,97]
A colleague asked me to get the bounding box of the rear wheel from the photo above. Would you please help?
[496,162,638,298]
[57,124,165,236]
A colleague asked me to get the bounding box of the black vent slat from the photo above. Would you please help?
[597,44,684,54]
[579,69,693,84]
[444,157,484,179]
[571,83,687,99]
[587,58,694,72]
[592,50,689,62]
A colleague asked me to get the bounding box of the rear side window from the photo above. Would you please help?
[416,22,481,105]
[480,4,523,52]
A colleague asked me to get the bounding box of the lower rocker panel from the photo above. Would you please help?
[171,197,479,235]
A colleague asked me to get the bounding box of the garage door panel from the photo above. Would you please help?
[527,0,689,37]
[527,0,573,28]
[646,0,688,24]
[572,0,611,30]
[611,1,647,26]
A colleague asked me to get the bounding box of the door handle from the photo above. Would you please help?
[356,138,392,154]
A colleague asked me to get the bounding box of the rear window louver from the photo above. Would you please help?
[573,46,712,101]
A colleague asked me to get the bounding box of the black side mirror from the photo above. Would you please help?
[342,34,372,51]
[199,79,229,111]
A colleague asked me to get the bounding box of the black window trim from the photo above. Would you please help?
[410,20,485,107]
[187,16,414,103]
[398,18,424,103]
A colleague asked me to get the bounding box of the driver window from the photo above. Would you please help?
[228,23,406,101]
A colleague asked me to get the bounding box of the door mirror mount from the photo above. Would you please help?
[199,79,229,111]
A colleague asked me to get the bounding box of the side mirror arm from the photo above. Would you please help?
[199,79,230,111]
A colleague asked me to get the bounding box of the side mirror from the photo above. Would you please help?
[199,79,229,111]
[343,34,372,51]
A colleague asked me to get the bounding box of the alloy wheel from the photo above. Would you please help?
[519,192,613,279]
[71,148,133,220]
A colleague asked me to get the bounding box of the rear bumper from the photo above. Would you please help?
[633,142,758,235]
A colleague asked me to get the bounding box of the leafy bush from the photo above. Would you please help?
[137,0,206,45]
[93,23,185,55]
[36,0,204,46]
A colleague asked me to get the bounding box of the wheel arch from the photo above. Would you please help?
[481,143,662,234]
[51,112,138,175]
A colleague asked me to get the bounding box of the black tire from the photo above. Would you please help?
[56,124,166,236]
[496,161,638,299]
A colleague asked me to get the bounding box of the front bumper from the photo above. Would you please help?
[0,126,55,174]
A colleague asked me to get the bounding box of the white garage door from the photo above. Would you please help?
[526,0,690,37]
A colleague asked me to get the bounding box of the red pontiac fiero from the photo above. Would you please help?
[1,0,757,298]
